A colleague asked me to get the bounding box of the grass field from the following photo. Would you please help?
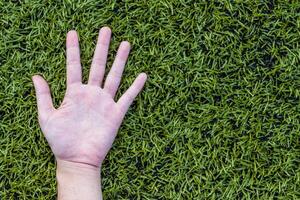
[1,0,300,199]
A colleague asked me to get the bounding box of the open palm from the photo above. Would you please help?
[32,27,147,167]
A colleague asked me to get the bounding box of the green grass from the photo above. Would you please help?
[1,0,300,199]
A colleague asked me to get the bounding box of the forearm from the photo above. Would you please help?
[56,159,102,200]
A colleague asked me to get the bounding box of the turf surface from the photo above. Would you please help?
[1,0,300,199]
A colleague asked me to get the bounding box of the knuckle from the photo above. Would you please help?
[67,60,81,66]
[110,71,122,79]
[92,58,105,66]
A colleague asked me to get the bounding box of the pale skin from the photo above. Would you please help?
[32,27,147,200]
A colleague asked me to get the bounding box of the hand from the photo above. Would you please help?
[32,27,147,168]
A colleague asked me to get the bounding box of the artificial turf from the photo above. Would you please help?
[0,0,300,199]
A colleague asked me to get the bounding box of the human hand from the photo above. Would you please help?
[32,27,147,168]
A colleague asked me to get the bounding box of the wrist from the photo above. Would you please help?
[56,158,101,176]
[56,159,102,200]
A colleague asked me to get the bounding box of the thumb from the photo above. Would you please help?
[32,75,55,122]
